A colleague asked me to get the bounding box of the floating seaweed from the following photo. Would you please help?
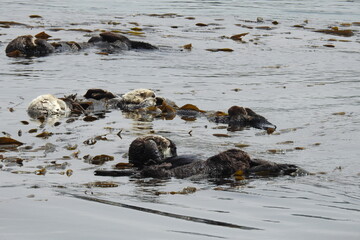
[0,137,23,146]
[277,141,294,145]
[183,43,192,50]
[28,129,38,133]
[255,26,273,30]
[67,28,93,33]
[83,115,98,122]
[206,48,234,52]
[36,132,53,139]
[114,162,134,169]
[332,112,346,115]
[66,169,73,177]
[84,181,119,188]
[230,33,249,41]
[213,134,231,138]
[29,15,42,19]
[35,31,51,39]
[84,154,114,165]
[234,143,250,148]
[179,104,206,113]
[155,186,197,195]
[314,28,354,37]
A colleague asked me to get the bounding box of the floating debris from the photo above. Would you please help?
[84,154,114,165]
[130,27,142,31]
[66,169,73,177]
[230,33,249,41]
[206,48,234,52]
[28,129,38,133]
[213,134,231,138]
[155,186,197,195]
[96,52,109,55]
[314,28,354,37]
[35,31,51,39]
[255,26,273,30]
[35,132,53,139]
[67,28,93,33]
[114,162,134,169]
[20,121,29,125]
[29,15,42,19]
[66,118,76,123]
[267,149,286,154]
[35,168,46,175]
[83,138,97,145]
[84,181,119,188]
[294,147,305,150]
[267,128,276,134]
[332,112,346,115]
[65,144,78,151]
[83,115,98,122]
[277,141,294,145]
[196,23,208,27]
[0,137,23,146]
[183,43,192,50]
[234,143,250,148]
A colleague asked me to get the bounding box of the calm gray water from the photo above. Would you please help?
[1,0,360,239]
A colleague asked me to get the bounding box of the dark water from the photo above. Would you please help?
[1,0,360,239]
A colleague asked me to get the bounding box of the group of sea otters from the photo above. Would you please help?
[6,32,308,180]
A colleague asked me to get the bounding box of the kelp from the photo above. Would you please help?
[196,23,208,27]
[314,28,354,37]
[35,31,51,39]
[36,132,53,139]
[0,137,23,146]
[155,186,197,195]
[213,134,231,138]
[206,48,234,52]
[179,104,206,113]
[183,43,192,50]
[84,181,119,188]
[230,33,249,41]
[29,15,42,18]
[84,154,114,165]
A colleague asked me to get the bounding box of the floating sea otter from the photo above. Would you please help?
[96,135,307,179]
[5,32,157,57]
[27,88,276,131]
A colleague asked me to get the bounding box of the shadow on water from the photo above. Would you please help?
[66,192,263,231]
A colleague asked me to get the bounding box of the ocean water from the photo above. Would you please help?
[0,0,360,239]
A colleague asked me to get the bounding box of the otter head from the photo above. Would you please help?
[6,35,55,57]
[128,135,177,168]
[227,106,249,131]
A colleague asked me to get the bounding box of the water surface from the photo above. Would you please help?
[1,0,360,239]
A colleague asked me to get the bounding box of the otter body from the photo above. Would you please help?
[6,32,157,57]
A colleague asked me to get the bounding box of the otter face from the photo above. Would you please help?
[122,89,156,104]
[27,94,70,119]
[227,105,276,131]
[128,135,177,168]
[6,35,55,57]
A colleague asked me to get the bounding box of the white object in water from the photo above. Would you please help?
[27,94,70,118]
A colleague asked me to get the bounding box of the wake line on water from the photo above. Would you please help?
[66,193,262,231]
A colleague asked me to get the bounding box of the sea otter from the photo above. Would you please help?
[128,135,177,168]
[140,148,307,179]
[5,32,157,57]
[96,135,307,179]
[27,94,71,118]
